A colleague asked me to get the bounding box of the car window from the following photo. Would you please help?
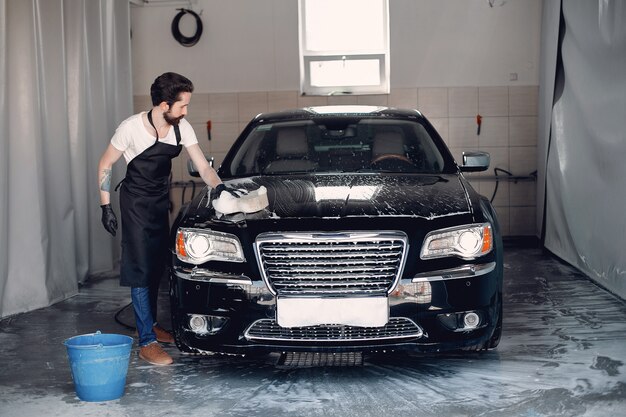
[224,118,448,176]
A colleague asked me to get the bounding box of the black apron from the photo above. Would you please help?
[119,111,182,287]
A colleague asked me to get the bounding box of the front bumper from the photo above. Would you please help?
[170,261,500,355]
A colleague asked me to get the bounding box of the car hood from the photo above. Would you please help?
[218,174,471,220]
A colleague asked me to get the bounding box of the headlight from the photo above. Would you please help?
[176,228,245,264]
[420,223,493,260]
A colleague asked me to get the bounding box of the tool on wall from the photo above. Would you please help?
[489,168,537,204]
[476,114,482,135]
[171,8,203,47]
[206,120,212,141]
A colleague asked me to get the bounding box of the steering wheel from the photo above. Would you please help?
[370,153,414,166]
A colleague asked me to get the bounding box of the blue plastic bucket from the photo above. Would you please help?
[63,331,133,402]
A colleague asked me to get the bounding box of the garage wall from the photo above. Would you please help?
[130,0,542,236]
[130,0,541,92]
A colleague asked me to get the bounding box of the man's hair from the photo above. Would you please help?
[150,72,194,106]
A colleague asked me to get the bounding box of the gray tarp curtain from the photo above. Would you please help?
[539,0,626,299]
[0,0,130,317]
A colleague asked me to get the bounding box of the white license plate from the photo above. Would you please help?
[276,297,389,328]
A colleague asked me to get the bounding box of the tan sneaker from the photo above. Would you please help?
[133,324,175,344]
[153,324,175,344]
[139,342,173,366]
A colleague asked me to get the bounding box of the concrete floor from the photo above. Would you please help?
[0,244,625,417]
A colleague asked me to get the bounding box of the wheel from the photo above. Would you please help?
[172,321,201,354]
[486,295,503,349]
[459,293,502,352]
[370,153,413,165]
[370,154,416,172]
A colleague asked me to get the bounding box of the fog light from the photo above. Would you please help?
[463,312,480,329]
[188,314,229,335]
[189,314,208,333]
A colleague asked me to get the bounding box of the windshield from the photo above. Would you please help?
[223,118,453,177]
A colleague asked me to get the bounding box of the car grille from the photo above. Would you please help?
[244,318,423,342]
[254,231,408,296]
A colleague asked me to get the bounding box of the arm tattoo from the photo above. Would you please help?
[100,168,112,192]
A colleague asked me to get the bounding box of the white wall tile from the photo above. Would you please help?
[448,117,478,149]
[429,118,448,143]
[494,206,510,236]
[208,93,238,122]
[238,92,268,122]
[268,91,299,112]
[480,180,510,208]
[186,123,214,181]
[509,146,537,175]
[328,95,358,105]
[448,87,478,117]
[510,206,537,236]
[357,95,388,106]
[463,171,482,182]
[465,176,480,191]
[509,116,538,147]
[210,122,240,153]
[509,86,538,116]
[418,87,448,118]
[479,146,509,178]
[182,159,198,182]
[510,181,537,207]
[298,95,328,107]
[448,147,465,165]
[478,117,509,148]
[458,177,510,234]
[388,88,418,109]
[133,95,152,114]
[177,152,196,182]
[479,87,508,116]
[189,122,211,151]
[187,93,209,124]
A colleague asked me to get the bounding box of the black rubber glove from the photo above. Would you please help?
[213,183,245,199]
[100,204,118,236]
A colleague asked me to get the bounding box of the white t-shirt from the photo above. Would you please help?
[111,112,198,164]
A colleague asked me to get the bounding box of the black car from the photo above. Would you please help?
[169,105,503,356]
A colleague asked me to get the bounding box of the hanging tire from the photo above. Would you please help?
[171,9,203,47]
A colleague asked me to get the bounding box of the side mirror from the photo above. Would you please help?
[460,151,490,172]
[187,156,214,177]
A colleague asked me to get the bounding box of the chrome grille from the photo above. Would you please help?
[254,231,408,296]
[244,318,423,342]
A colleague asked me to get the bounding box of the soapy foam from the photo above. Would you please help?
[212,186,269,215]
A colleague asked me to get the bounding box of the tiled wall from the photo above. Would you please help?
[134,85,538,236]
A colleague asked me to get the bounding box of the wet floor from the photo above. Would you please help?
[0,244,625,417]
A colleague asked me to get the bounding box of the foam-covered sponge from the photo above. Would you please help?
[212,186,269,215]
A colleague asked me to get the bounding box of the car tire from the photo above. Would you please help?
[460,293,502,352]
[172,323,200,354]
[486,294,503,349]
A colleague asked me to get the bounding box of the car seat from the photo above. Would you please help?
[264,127,318,173]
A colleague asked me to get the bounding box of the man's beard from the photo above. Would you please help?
[164,110,184,126]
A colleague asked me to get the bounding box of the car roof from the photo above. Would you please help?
[251,105,426,124]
